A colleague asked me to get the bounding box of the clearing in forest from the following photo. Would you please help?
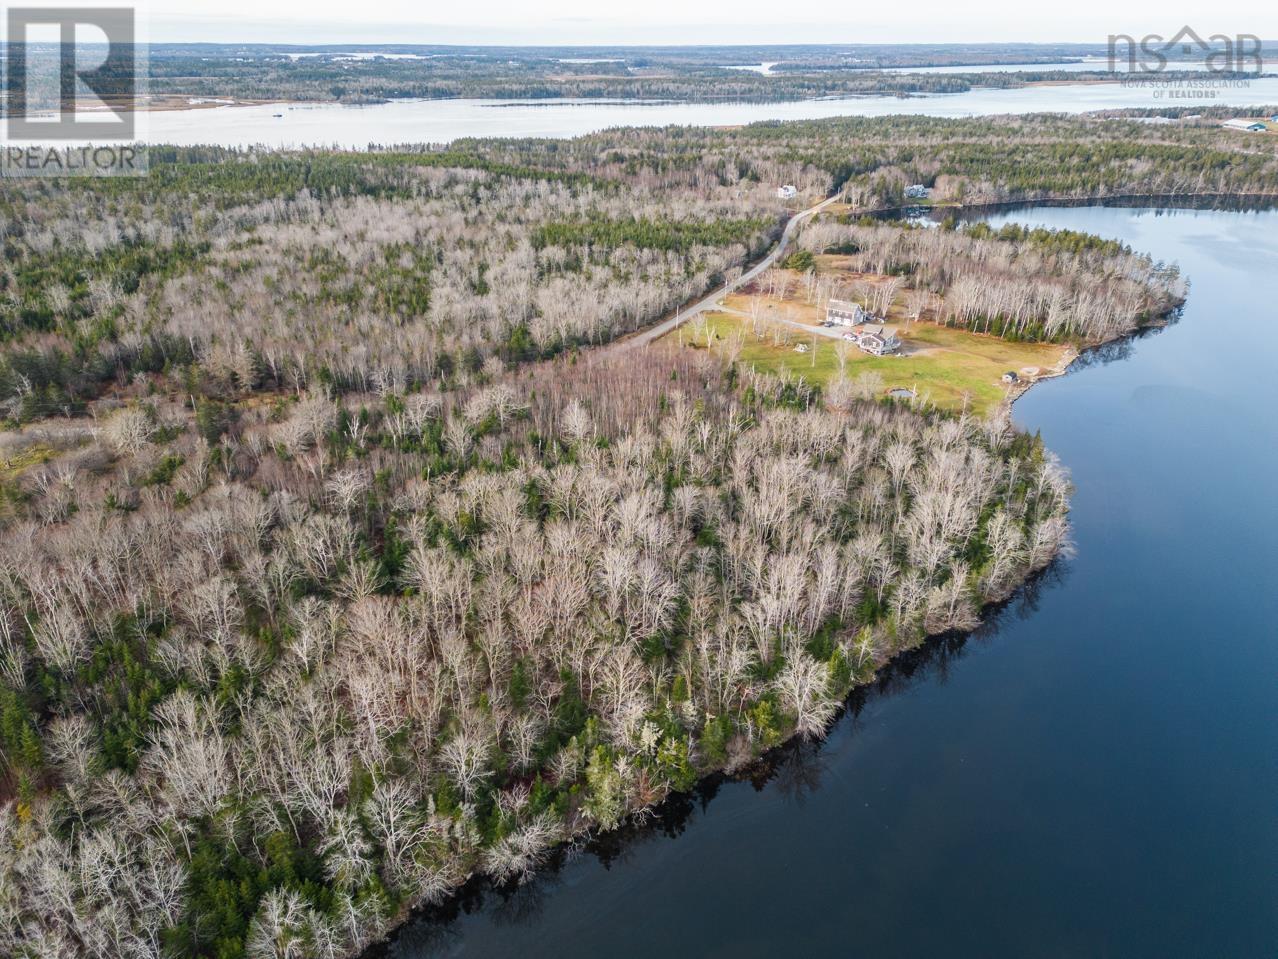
[670,260,1072,416]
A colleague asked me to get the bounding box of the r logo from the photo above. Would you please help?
[5,6,139,140]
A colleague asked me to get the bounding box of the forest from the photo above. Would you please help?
[137,43,1097,104]
[133,42,1275,105]
[0,347,1069,959]
[431,110,1278,209]
[796,219,1187,341]
[0,113,1267,958]
[6,113,1265,428]
[0,148,779,423]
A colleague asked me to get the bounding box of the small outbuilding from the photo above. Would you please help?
[1001,371,1020,385]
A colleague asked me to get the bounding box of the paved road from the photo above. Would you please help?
[608,193,840,354]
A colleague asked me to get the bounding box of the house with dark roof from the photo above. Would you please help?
[826,298,867,326]
[842,324,901,356]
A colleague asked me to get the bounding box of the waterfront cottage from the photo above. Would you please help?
[1002,371,1020,384]
[904,184,930,199]
[845,324,901,356]
[856,325,900,356]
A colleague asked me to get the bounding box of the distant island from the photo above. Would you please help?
[133,41,1276,106]
[0,109,1272,959]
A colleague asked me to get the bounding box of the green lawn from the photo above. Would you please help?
[679,313,1070,417]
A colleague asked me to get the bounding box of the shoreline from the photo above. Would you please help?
[363,557,1065,955]
[363,552,1068,958]
[0,141,1246,957]
[1003,302,1183,411]
[112,74,1165,115]
[859,191,1278,220]
[615,190,1202,418]
[881,194,1197,415]
[360,192,1212,956]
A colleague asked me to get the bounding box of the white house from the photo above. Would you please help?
[842,324,901,356]
[904,184,930,199]
[825,298,867,326]
[1223,118,1267,132]
[776,184,798,199]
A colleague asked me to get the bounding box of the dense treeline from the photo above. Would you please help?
[798,220,1186,341]
[0,148,779,423]
[962,222,1132,258]
[0,347,1069,959]
[435,113,1278,210]
[146,57,994,104]
[133,43,1132,105]
[130,41,1278,105]
[0,112,1242,958]
[531,217,771,253]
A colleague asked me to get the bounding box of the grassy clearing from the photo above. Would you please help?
[0,443,53,482]
[0,442,52,517]
[701,256,1074,415]
[723,291,825,326]
[677,311,1069,417]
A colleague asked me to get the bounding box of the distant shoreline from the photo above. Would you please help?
[111,76,1147,115]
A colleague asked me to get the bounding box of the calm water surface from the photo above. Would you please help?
[137,80,1278,147]
[380,205,1278,958]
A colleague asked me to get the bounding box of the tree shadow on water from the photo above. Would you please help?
[371,558,1070,958]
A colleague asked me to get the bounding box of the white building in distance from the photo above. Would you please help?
[1222,118,1267,132]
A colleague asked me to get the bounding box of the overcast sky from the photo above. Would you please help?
[142,0,1275,46]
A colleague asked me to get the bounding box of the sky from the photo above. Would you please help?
[126,0,1278,45]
